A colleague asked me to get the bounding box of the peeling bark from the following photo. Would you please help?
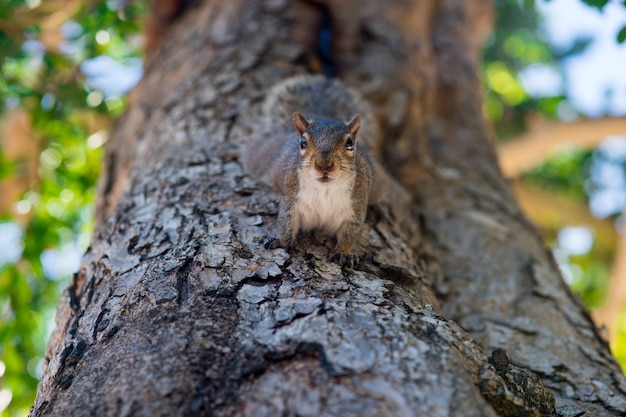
[31,1,626,416]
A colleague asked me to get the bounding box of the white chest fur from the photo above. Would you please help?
[294,174,355,236]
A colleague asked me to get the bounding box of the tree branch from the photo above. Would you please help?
[498,116,626,178]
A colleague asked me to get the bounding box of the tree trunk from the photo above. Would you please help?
[31,1,626,416]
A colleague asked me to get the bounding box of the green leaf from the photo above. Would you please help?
[0,148,16,179]
[581,0,610,9]
[618,26,626,44]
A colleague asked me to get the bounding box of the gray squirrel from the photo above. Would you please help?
[243,75,379,267]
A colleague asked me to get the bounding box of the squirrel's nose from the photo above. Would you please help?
[315,158,335,173]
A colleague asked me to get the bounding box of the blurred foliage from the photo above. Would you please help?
[489,0,626,371]
[619,26,626,43]
[614,312,626,369]
[0,1,147,415]
[483,0,626,136]
[483,0,574,139]
[570,257,610,308]
[580,0,610,9]
[524,148,593,201]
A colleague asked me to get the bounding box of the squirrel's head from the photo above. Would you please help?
[293,111,361,184]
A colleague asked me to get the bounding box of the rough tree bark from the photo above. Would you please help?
[31,1,626,416]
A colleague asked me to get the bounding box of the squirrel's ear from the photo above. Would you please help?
[293,112,309,137]
[346,114,361,138]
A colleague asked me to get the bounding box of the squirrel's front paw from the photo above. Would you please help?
[263,236,281,249]
[330,252,359,268]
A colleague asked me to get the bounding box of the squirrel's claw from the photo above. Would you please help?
[263,236,281,249]
[330,252,359,268]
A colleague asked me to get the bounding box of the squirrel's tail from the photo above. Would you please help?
[241,130,292,187]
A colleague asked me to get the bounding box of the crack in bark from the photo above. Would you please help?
[175,256,195,306]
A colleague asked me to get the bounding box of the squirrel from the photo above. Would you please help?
[243,75,378,267]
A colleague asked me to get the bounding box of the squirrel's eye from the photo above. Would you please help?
[300,136,307,150]
[345,137,354,151]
